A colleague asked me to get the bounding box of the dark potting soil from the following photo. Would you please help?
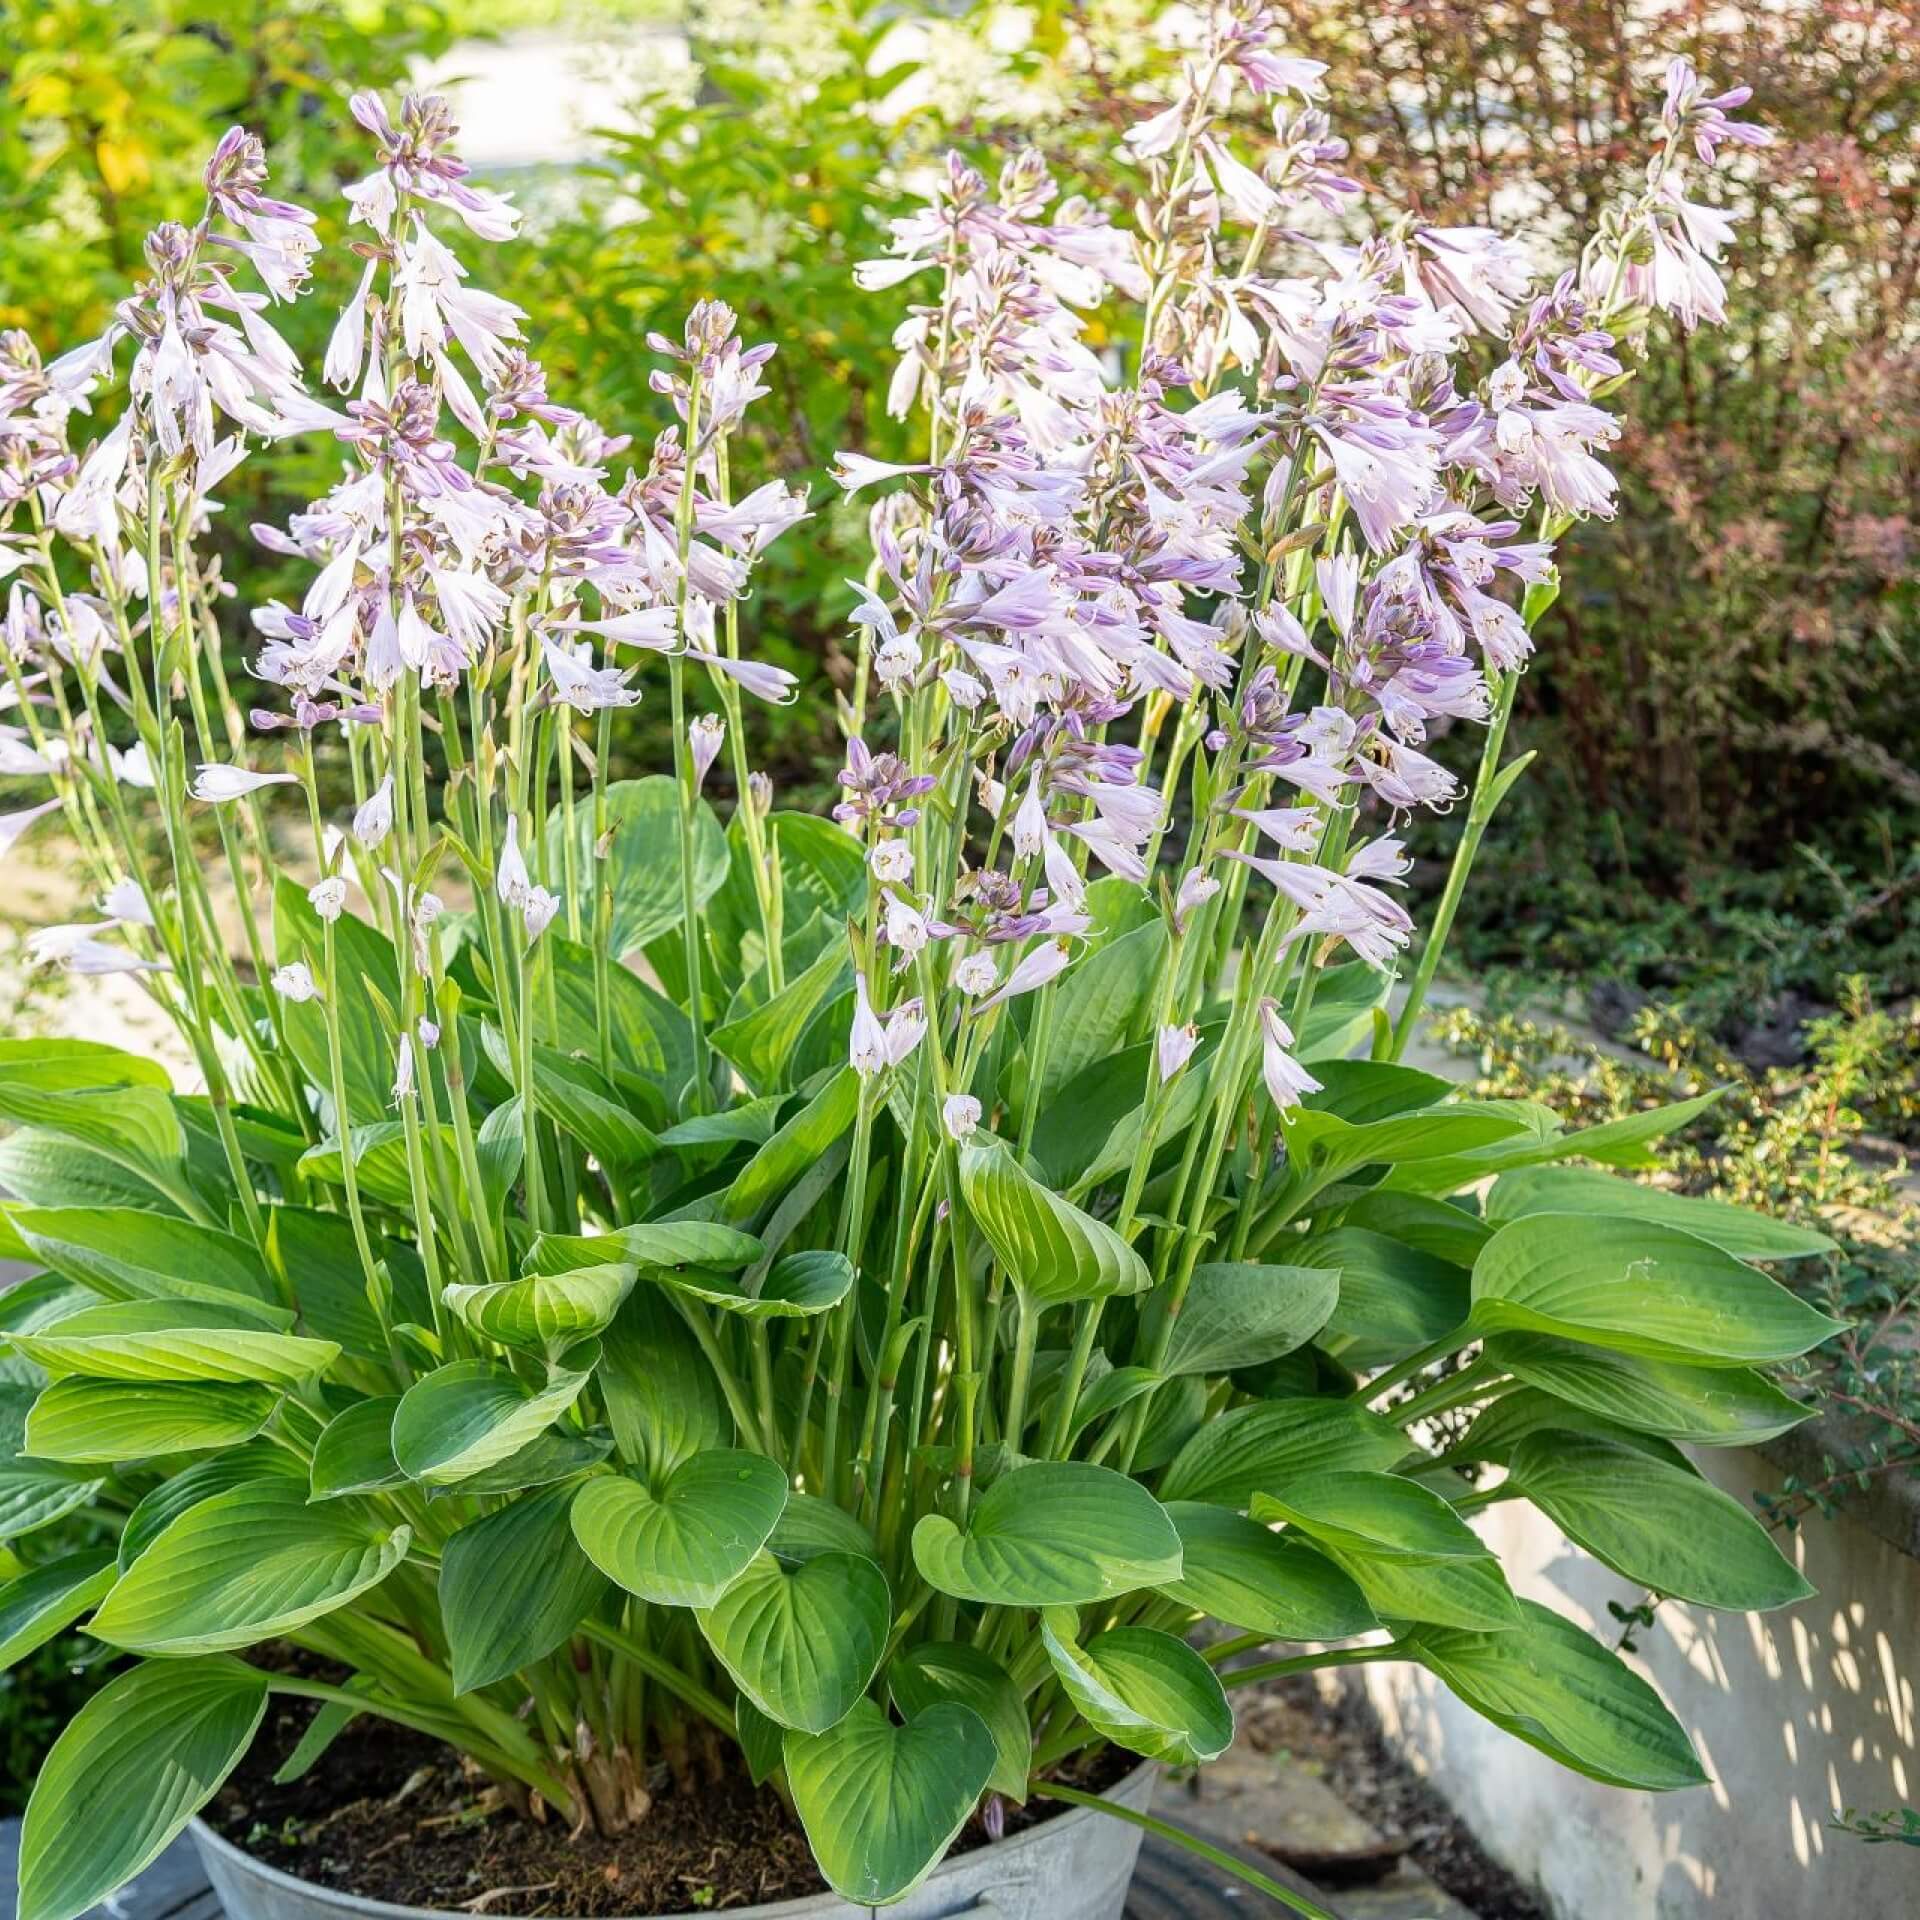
[209,1691,1135,1917]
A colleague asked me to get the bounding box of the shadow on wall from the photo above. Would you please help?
[1355,1447,1919,1919]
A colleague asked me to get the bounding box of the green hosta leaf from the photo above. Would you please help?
[958,1137,1150,1307]
[889,1642,1031,1800]
[1504,1431,1811,1610]
[441,1425,612,1496]
[735,1695,786,1786]
[309,1397,407,1499]
[392,1351,597,1487]
[25,1379,278,1463]
[1296,961,1394,1063]
[572,1450,789,1607]
[10,1300,337,1386]
[0,1042,189,1201]
[0,1386,103,1541]
[263,1207,386,1360]
[1454,1388,1693,1474]
[1158,1398,1408,1509]
[1039,1610,1233,1766]
[1485,1335,1810,1447]
[600,1287,729,1482]
[0,1549,116,1669]
[549,775,729,955]
[515,1042,662,1172]
[1161,1263,1338,1377]
[1304,1061,1454,1122]
[300,1122,451,1210]
[542,934,696,1099]
[769,1492,878,1566]
[1486,1167,1837,1261]
[0,1129,174,1225]
[1253,1471,1522,1632]
[88,1479,409,1655]
[1470,1215,1846,1366]
[1033,921,1167,1113]
[17,1655,269,1920]
[711,930,852,1095]
[443,1483,611,1694]
[120,1444,306,1566]
[721,1068,861,1226]
[1279,1095,1532,1186]
[6,1207,285,1320]
[1342,1191,1493,1268]
[528,1221,763,1276]
[444,1263,636,1352]
[1158,1503,1378,1641]
[912,1461,1180,1607]
[1297,1228,1471,1370]
[1406,1599,1706,1790]
[784,1699,995,1905]
[695,1548,890,1733]
[660,1249,855,1318]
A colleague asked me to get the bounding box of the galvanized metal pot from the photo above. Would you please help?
[189,1759,1156,1920]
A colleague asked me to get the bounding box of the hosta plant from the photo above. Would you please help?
[0,10,1841,1918]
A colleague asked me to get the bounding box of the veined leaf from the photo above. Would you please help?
[1161,1262,1338,1377]
[572,1450,788,1607]
[1254,1470,1522,1632]
[958,1137,1150,1306]
[25,1379,278,1463]
[659,1249,855,1318]
[0,1385,103,1541]
[121,1443,307,1566]
[769,1492,878,1566]
[1158,1398,1408,1509]
[1341,1191,1494,1268]
[600,1287,729,1482]
[1453,1388,1694,1474]
[784,1699,995,1905]
[721,1068,861,1226]
[1505,1431,1811,1610]
[87,1479,409,1655]
[527,1220,763,1275]
[912,1461,1180,1606]
[1039,1609,1233,1767]
[1279,1096,1533,1186]
[515,1041,662,1172]
[1470,1215,1846,1365]
[16,1656,269,1920]
[444,1483,611,1694]
[5,1207,285,1321]
[1157,1502,1378,1641]
[10,1300,337,1387]
[0,1042,188,1201]
[547,775,729,955]
[1484,1335,1810,1447]
[0,1549,117,1669]
[695,1548,890,1733]
[889,1641,1032,1800]
[1487,1166,1837,1262]
[1297,1228,1471,1370]
[1406,1600,1706,1790]
[711,927,852,1095]
[392,1351,597,1486]
[444,1262,636,1351]
[309,1397,407,1500]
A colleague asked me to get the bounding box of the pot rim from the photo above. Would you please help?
[187,1756,1157,1920]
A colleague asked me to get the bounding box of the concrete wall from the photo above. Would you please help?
[1353,1446,1920,1919]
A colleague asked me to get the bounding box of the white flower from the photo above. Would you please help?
[850,972,889,1078]
[100,877,154,927]
[953,951,998,997]
[521,885,560,943]
[976,938,1073,1012]
[689,714,724,792]
[497,812,532,907]
[1157,1023,1201,1082]
[1260,1002,1322,1113]
[307,875,348,923]
[193,763,297,803]
[271,961,321,1003]
[882,890,930,958]
[417,1016,441,1050]
[53,935,169,976]
[543,636,640,713]
[942,1093,982,1140]
[391,1031,415,1103]
[353,774,394,847]
[869,839,914,884]
[830,453,932,496]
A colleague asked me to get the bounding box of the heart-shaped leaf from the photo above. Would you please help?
[87,1479,410,1655]
[443,1263,636,1351]
[10,1300,337,1387]
[309,1397,407,1499]
[784,1699,995,1904]
[1161,1262,1339,1377]
[17,1656,269,1920]
[1406,1599,1705,1790]
[889,1641,1032,1800]
[392,1351,596,1486]
[1254,1471,1522,1632]
[572,1449,789,1606]
[958,1137,1150,1306]
[1039,1610,1233,1766]
[912,1461,1181,1607]
[1157,1502,1378,1641]
[1158,1398,1407,1509]
[443,1483,611,1693]
[1471,1216,1845,1365]
[695,1548,889,1732]
[1504,1431,1811,1610]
